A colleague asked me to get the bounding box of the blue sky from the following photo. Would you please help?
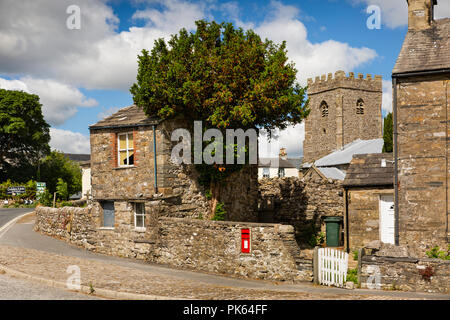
[0,0,449,157]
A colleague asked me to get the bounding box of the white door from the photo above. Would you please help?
[379,195,395,244]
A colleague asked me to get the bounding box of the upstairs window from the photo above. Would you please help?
[356,99,365,115]
[321,101,329,117]
[118,133,134,166]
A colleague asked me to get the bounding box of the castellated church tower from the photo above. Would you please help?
[302,70,383,164]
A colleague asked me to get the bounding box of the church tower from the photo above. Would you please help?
[302,70,383,164]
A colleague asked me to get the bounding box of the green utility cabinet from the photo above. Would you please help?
[324,216,342,247]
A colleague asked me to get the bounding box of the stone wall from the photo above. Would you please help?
[35,206,312,282]
[347,188,394,251]
[303,70,382,163]
[258,173,344,247]
[396,75,449,257]
[359,244,450,293]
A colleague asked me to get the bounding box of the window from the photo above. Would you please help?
[118,133,134,167]
[356,99,364,115]
[320,101,329,117]
[262,168,270,178]
[102,201,115,228]
[278,168,285,178]
[134,202,145,229]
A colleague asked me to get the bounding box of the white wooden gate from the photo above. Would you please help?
[318,248,348,287]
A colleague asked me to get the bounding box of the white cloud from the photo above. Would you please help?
[259,122,305,158]
[350,0,450,29]
[382,79,392,114]
[253,1,378,85]
[50,128,90,154]
[0,77,98,125]
[97,106,121,120]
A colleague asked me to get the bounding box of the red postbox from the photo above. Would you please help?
[241,228,251,253]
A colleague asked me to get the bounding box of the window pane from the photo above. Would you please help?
[136,215,144,228]
[119,134,127,150]
[119,150,128,166]
[127,133,133,149]
[128,150,134,165]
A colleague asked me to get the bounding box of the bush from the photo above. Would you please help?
[211,202,226,221]
[56,178,68,201]
[38,189,53,207]
[426,246,450,260]
[346,268,358,284]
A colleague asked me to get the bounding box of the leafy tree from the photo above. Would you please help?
[56,178,69,201]
[382,112,393,153]
[130,20,309,217]
[39,151,81,197]
[0,89,50,182]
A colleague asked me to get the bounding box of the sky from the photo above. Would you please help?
[1,0,449,158]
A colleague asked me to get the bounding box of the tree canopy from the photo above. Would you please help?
[382,112,393,153]
[0,89,50,182]
[130,20,309,132]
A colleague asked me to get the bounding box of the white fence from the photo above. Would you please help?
[318,248,349,287]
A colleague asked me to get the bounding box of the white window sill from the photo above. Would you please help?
[114,166,136,170]
[98,227,115,230]
[134,227,146,233]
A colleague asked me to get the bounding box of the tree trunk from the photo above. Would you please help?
[209,180,220,219]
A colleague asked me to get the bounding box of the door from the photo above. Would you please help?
[102,201,115,228]
[379,195,395,244]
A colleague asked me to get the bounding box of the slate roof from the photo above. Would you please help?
[317,167,346,181]
[90,105,160,130]
[343,153,394,188]
[308,138,384,167]
[393,18,450,74]
[63,153,91,162]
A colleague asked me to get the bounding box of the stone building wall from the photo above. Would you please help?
[359,245,450,293]
[347,188,394,251]
[258,172,344,247]
[303,71,382,163]
[34,206,311,282]
[90,118,258,222]
[396,76,449,257]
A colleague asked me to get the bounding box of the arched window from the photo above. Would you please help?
[320,101,329,117]
[356,99,364,115]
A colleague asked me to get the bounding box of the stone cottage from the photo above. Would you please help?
[392,0,449,257]
[88,105,259,228]
[342,153,394,252]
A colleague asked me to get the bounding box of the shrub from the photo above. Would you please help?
[346,268,358,284]
[211,202,226,221]
[426,246,450,260]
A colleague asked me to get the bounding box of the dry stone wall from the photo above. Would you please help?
[35,206,311,282]
[258,175,344,247]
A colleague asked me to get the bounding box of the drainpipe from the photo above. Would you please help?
[392,76,399,246]
[344,188,350,253]
[153,125,158,193]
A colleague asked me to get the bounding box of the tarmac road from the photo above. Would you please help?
[0,208,34,228]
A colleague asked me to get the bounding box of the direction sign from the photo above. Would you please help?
[6,186,26,195]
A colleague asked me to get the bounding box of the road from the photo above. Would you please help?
[0,273,98,300]
[0,208,34,228]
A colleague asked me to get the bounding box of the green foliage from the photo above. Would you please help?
[0,89,50,182]
[426,245,450,260]
[39,151,81,196]
[346,268,358,284]
[0,179,37,199]
[131,19,309,132]
[56,178,69,201]
[308,232,325,247]
[353,250,359,261]
[59,201,73,208]
[382,112,393,153]
[38,189,53,207]
[211,201,227,221]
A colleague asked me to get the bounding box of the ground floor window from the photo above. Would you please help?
[263,167,270,178]
[101,201,115,228]
[278,168,285,178]
[134,202,145,229]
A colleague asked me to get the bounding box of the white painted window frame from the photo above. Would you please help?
[134,202,146,230]
[117,132,134,167]
[262,167,270,178]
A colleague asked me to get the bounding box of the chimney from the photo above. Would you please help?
[279,148,287,160]
[407,0,437,30]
